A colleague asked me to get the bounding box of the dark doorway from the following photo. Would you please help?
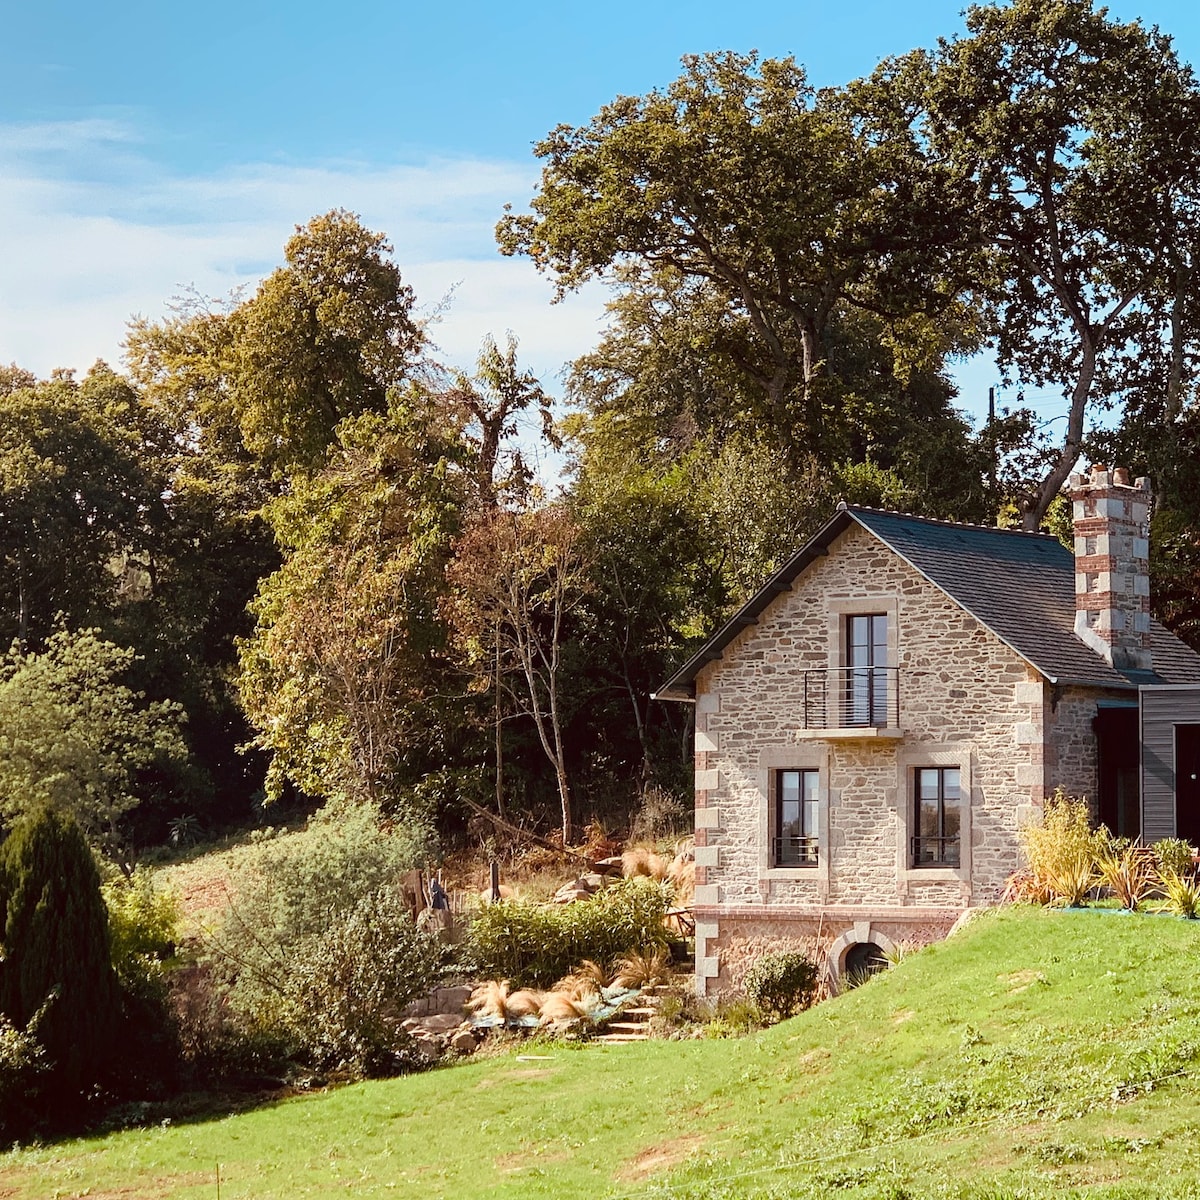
[1095,705,1140,839]
[1176,724,1200,846]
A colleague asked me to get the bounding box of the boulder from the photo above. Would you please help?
[449,1029,477,1054]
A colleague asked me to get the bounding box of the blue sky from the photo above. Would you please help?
[4,0,1200,429]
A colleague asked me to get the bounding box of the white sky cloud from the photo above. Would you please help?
[0,119,607,392]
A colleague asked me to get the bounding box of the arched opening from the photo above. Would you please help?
[842,940,888,988]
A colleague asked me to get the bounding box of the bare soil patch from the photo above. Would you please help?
[616,1134,705,1182]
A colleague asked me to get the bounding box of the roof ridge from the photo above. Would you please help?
[841,503,1060,540]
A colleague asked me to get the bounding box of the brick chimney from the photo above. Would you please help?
[1069,465,1152,671]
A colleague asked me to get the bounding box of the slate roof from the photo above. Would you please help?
[655,505,1200,700]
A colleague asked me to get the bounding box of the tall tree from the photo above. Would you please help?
[238,390,471,813]
[0,630,188,870]
[446,503,589,844]
[888,0,1200,527]
[499,52,979,465]
[0,367,165,649]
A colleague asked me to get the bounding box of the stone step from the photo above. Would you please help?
[596,1032,651,1043]
[604,1021,651,1034]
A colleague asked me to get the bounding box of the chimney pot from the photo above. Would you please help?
[1113,466,1131,486]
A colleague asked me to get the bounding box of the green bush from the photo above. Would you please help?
[277,888,451,1076]
[0,1009,47,1139]
[1153,838,1195,879]
[102,869,181,994]
[743,950,820,1024]
[0,807,121,1107]
[203,801,432,1002]
[468,878,673,987]
[200,801,436,1077]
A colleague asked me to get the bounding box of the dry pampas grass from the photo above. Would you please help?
[612,946,672,990]
[538,992,595,1025]
[467,980,546,1020]
[505,989,546,1018]
[667,856,695,906]
[621,846,669,880]
[554,959,609,1001]
[467,979,514,1021]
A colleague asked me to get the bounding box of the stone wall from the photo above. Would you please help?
[692,522,1050,995]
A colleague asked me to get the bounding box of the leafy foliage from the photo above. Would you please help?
[743,950,821,1024]
[1017,791,1106,907]
[239,397,470,812]
[201,802,435,1060]
[0,629,188,866]
[468,878,672,987]
[1153,838,1196,879]
[275,888,451,1076]
[0,1009,48,1139]
[891,0,1200,525]
[0,365,167,648]
[101,869,180,995]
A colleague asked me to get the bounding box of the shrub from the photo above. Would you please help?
[203,800,433,1008]
[199,802,437,1077]
[1158,870,1200,919]
[0,807,121,1107]
[0,1009,47,1139]
[743,950,820,1024]
[1017,790,1104,906]
[1153,838,1195,879]
[1096,844,1159,911]
[102,869,181,994]
[612,946,672,990]
[468,878,673,987]
[101,869,186,1094]
[276,888,451,1076]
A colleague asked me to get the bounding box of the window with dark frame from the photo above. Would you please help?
[774,768,818,866]
[912,766,961,866]
[844,613,888,726]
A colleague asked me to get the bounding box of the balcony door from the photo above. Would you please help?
[845,613,888,726]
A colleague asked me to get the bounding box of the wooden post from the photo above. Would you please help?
[490,861,501,904]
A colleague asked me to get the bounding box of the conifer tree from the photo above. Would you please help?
[0,807,120,1104]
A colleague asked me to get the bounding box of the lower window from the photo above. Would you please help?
[911,766,961,866]
[775,768,818,866]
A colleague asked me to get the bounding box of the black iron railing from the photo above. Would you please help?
[773,835,819,867]
[910,835,960,866]
[802,667,900,729]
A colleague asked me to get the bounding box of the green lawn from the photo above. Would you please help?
[9,907,1200,1199]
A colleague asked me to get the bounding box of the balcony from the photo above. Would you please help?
[773,835,819,867]
[910,835,960,867]
[797,667,902,739]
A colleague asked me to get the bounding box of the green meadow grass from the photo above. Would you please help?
[9,907,1200,1199]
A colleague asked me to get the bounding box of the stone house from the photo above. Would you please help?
[655,467,1200,994]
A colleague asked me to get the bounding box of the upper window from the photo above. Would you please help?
[843,613,889,726]
[774,768,818,867]
[912,767,962,866]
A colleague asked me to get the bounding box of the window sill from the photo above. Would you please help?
[764,865,821,879]
[794,727,903,741]
[903,866,966,882]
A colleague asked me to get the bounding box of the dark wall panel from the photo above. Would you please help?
[1141,687,1200,841]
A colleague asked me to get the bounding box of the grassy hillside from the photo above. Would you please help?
[8,907,1200,1199]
